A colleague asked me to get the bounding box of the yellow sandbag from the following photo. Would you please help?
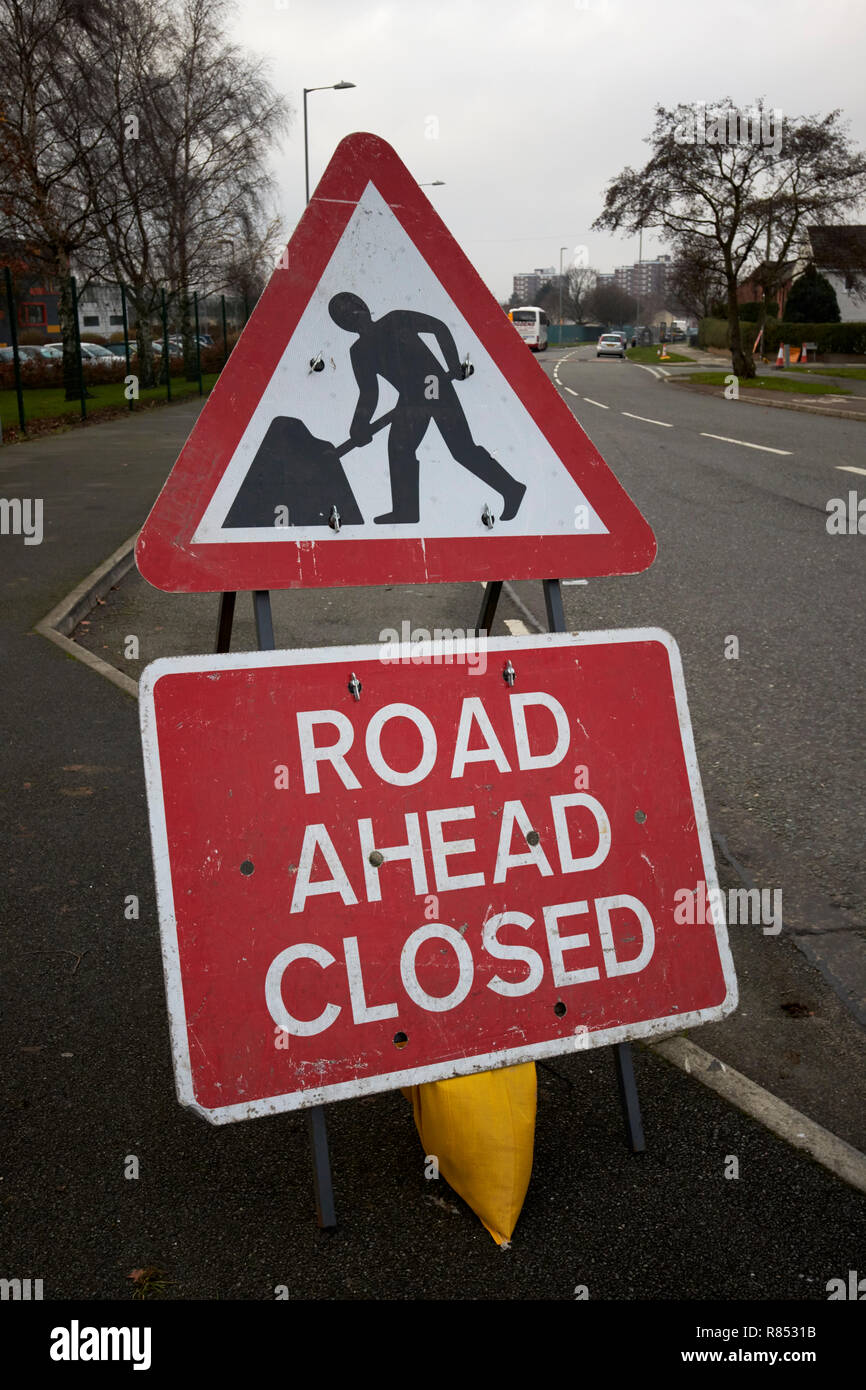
[403,1063,537,1245]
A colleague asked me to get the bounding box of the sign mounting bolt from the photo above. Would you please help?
[309,352,325,373]
[503,660,516,686]
[348,672,362,701]
[461,354,474,379]
[329,505,341,532]
[482,504,495,529]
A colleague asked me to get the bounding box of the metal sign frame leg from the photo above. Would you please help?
[477,578,646,1154]
[215,588,339,1228]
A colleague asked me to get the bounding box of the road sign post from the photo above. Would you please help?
[135,132,731,1230]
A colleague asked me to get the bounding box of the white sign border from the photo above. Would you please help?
[139,628,737,1125]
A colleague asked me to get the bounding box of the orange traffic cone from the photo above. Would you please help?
[775,343,785,368]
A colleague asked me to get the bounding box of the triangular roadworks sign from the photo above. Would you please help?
[135,132,656,592]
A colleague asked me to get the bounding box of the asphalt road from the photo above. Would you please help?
[533,347,866,983]
[1,377,864,1310]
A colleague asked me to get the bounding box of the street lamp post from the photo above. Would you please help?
[558,246,568,345]
[303,81,356,205]
[635,226,643,340]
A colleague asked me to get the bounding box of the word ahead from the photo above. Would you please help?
[139,631,736,1123]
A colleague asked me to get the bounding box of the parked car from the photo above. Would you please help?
[39,344,64,360]
[80,343,119,367]
[0,345,48,367]
[168,334,212,350]
[597,333,626,359]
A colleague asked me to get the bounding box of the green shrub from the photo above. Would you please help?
[699,317,866,355]
[784,266,841,323]
[763,321,866,353]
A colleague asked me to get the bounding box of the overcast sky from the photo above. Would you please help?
[229,0,866,301]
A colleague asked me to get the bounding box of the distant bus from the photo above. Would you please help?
[508,305,549,351]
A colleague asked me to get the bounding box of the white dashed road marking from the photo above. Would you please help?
[622,411,674,427]
[563,386,580,396]
[582,397,609,409]
[503,618,531,636]
[700,432,792,455]
[836,465,866,476]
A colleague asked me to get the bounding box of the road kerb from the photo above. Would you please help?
[35,531,140,698]
[663,374,866,422]
[650,1034,866,1195]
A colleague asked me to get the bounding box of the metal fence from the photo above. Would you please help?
[1,270,251,438]
[546,324,607,345]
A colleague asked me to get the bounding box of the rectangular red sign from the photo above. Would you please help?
[140,631,736,1123]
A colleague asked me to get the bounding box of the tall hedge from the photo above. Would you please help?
[698,317,866,354]
[763,321,866,354]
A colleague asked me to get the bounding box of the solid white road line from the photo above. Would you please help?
[700,431,792,455]
[633,363,662,379]
[836,465,866,476]
[563,579,588,585]
[651,1036,866,1196]
[582,397,609,409]
[622,411,674,427]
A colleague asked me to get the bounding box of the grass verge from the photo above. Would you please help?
[795,366,866,381]
[0,374,218,437]
[681,371,852,396]
[626,345,695,364]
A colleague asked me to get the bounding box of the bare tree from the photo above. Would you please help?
[0,0,113,395]
[593,100,866,377]
[71,0,174,387]
[1,0,290,394]
[564,266,596,323]
[667,237,727,322]
[146,0,291,377]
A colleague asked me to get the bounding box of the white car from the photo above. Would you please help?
[597,333,625,359]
